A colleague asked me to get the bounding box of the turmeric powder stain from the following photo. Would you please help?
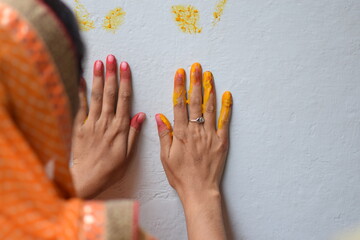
[213,0,227,25]
[159,114,173,136]
[74,0,95,31]
[103,8,126,33]
[172,5,202,34]
[202,72,213,113]
[173,69,186,106]
[218,91,233,130]
[173,89,186,106]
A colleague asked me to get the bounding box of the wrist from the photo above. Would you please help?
[179,188,227,240]
[179,188,222,211]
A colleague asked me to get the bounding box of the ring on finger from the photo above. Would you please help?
[189,117,205,124]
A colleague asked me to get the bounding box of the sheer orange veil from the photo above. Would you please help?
[0,0,153,239]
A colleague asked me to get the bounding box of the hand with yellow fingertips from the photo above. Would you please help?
[155,63,232,240]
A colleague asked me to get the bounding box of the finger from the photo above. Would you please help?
[203,71,216,131]
[101,55,118,118]
[217,91,233,140]
[155,114,172,161]
[126,112,146,158]
[188,63,203,122]
[173,68,188,129]
[74,77,88,127]
[116,61,132,119]
[88,60,104,121]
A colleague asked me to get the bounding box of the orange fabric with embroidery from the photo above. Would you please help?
[0,1,153,239]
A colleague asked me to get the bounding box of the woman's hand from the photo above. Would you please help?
[155,63,232,240]
[71,55,145,199]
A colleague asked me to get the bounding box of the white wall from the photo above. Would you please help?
[65,0,360,239]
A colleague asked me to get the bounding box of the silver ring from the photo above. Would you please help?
[190,117,205,124]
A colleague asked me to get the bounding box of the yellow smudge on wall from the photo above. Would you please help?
[74,0,95,31]
[103,8,126,33]
[213,0,227,25]
[172,5,202,34]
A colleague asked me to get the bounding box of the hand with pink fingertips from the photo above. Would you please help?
[71,55,146,199]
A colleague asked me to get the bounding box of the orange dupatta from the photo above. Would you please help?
[0,0,153,239]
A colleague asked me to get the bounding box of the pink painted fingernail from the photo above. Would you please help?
[94,60,103,76]
[137,112,146,123]
[106,55,117,75]
[120,61,128,71]
[155,114,163,127]
[107,54,115,63]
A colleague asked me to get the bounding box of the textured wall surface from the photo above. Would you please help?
[65,0,360,239]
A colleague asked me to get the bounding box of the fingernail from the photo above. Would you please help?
[155,114,163,127]
[120,61,128,71]
[155,114,170,129]
[203,71,213,85]
[137,112,146,123]
[107,54,115,63]
[222,91,233,107]
[106,55,116,74]
[94,60,103,76]
[190,62,202,84]
[176,68,185,78]
[175,68,185,84]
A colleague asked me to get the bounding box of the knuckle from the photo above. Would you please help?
[173,129,187,141]
[119,91,131,102]
[191,96,202,107]
[114,118,130,132]
[119,124,129,133]
[206,104,215,113]
[75,128,85,139]
[174,101,185,108]
[96,119,108,132]
[218,140,229,153]
[189,125,201,135]
[159,129,171,138]
[91,91,102,103]
[105,90,117,101]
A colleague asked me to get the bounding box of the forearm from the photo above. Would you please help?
[181,190,226,240]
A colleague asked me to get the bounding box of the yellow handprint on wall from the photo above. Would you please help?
[171,0,228,34]
[73,0,227,34]
[213,0,227,25]
[103,8,126,33]
[74,0,125,33]
[172,5,202,34]
[74,0,95,31]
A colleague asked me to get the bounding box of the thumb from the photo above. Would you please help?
[155,114,172,161]
[127,112,146,158]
